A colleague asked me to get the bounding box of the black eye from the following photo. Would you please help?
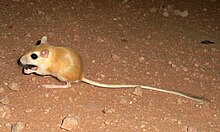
[31,53,38,59]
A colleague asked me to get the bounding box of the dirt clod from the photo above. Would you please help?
[11,122,25,132]
[0,96,9,105]
[132,87,143,97]
[60,114,79,131]
[0,104,11,118]
[0,87,4,93]
[7,82,20,91]
[111,53,121,61]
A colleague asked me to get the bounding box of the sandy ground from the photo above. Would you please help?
[0,0,220,131]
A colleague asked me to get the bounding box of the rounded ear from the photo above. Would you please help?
[35,36,47,46]
[40,50,49,58]
[41,36,48,43]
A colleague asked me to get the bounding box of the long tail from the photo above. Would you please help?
[82,78,207,102]
[82,78,137,88]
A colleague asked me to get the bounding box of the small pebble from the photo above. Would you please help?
[25,108,32,113]
[0,87,4,93]
[139,57,145,62]
[103,120,111,125]
[3,82,8,86]
[168,61,172,65]
[162,12,169,17]
[122,0,129,4]
[96,37,104,43]
[11,122,25,132]
[120,98,128,105]
[25,33,31,37]
[177,120,182,125]
[132,87,143,96]
[102,107,115,114]
[0,104,11,118]
[171,64,177,69]
[124,46,129,49]
[60,114,79,131]
[44,93,49,97]
[99,74,105,78]
[180,10,188,17]
[31,77,36,81]
[0,96,9,105]
[182,67,188,71]
[194,63,199,67]
[69,97,74,102]
[36,9,44,15]
[111,53,120,61]
[4,123,12,128]
[7,82,20,91]
[186,126,197,132]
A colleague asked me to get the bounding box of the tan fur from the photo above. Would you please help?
[46,46,83,82]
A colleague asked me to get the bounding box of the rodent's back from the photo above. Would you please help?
[47,46,83,82]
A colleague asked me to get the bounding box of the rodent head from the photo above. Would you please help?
[19,36,53,75]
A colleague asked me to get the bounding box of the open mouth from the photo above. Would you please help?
[24,64,38,70]
[22,64,38,74]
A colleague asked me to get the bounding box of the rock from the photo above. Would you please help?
[120,98,128,105]
[186,126,197,132]
[96,37,104,43]
[122,0,129,4]
[180,10,188,17]
[0,104,11,118]
[162,12,169,17]
[111,53,120,61]
[0,96,9,105]
[0,87,4,93]
[36,9,44,15]
[31,77,36,82]
[139,57,145,62]
[25,108,32,113]
[4,123,12,128]
[60,114,79,131]
[25,33,31,37]
[194,63,199,67]
[7,82,20,91]
[11,122,25,132]
[44,93,49,97]
[103,120,111,125]
[182,67,188,71]
[132,87,143,96]
[102,107,115,114]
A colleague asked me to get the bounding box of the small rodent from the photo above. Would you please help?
[18,36,207,102]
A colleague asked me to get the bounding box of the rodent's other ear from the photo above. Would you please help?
[40,50,49,58]
[35,36,48,46]
[41,36,48,43]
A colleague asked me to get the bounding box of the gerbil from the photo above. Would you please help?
[18,36,207,102]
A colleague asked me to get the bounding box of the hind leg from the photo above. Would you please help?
[42,82,71,88]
